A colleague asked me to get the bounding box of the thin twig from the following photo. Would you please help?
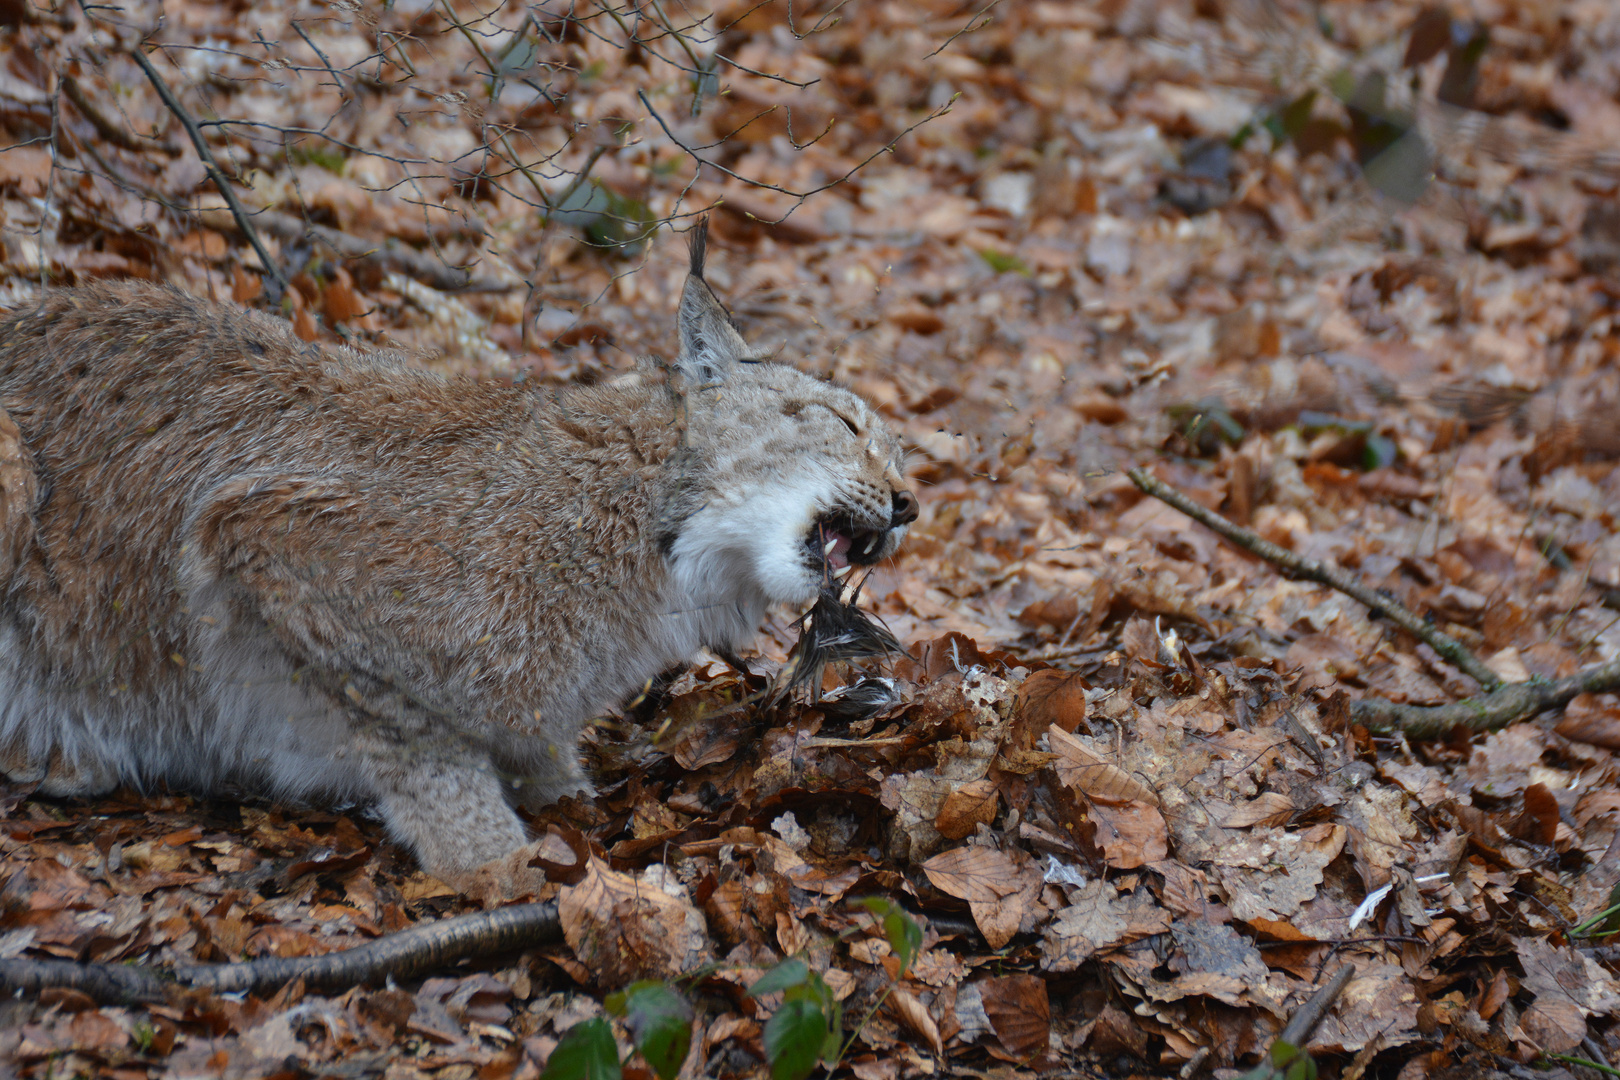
[128,45,290,295]
[923,0,1003,60]
[436,0,567,212]
[716,52,819,89]
[1277,965,1354,1048]
[1126,467,1501,691]
[0,900,560,1005]
[1349,657,1620,737]
[291,21,352,105]
[550,143,610,216]
[639,89,955,222]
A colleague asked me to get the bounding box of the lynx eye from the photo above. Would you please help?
[834,413,859,436]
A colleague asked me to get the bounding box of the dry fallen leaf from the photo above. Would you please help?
[558,858,712,985]
[1047,727,1159,806]
[1013,669,1088,743]
[979,974,1050,1061]
[885,986,944,1055]
[1515,935,1620,1054]
[921,844,1044,949]
[1040,880,1130,972]
[934,779,1000,840]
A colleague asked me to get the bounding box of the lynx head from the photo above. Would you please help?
[665,224,916,619]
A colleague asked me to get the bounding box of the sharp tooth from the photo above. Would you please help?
[833,564,853,579]
[823,537,838,556]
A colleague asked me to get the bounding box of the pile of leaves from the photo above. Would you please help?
[5,0,1620,1078]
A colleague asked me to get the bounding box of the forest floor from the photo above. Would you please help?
[4,0,1620,1077]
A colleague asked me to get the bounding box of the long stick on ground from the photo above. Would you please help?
[1126,467,1502,692]
[1277,964,1355,1050]
[129,46,290,296]
[1349,657,1620,737]
[0,899,560,1005]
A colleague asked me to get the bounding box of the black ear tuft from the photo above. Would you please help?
[676,217,750,383]
[688,218,709,279]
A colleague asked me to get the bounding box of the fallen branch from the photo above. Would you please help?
[1126,468,1620,737]
[1240,964,1355,1080]
[0,899,560,1005]
[60,74,182,157]
[1126,467,1501,692]
[198,206,516,294]
[1349,657,1620,737]
[129,46,289,296]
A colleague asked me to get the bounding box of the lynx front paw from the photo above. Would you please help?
[372,756,531,885]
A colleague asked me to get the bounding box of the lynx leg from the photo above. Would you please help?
[370,751,530,879]
[183,472,540,891]
[344,699,531,880]
[0,402,39,582]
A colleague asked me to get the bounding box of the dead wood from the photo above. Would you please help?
[1126,467,1502,691]
[129,46,290,296]
[1126,468,1620,737]
[1348,657,1620,737]
[1276,964,1355,1049]
[0,899,560,1005]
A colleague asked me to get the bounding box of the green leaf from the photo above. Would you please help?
[1236,1039,1312,1080]
[749,957,811,998]
[542,1018,622,1080]
[1438,24,1489,107]
[782,969,836,1016]
[978,250,1030,277]
[856,897,923,975]
[613,983,693,1080]
[763,1000,829,1080]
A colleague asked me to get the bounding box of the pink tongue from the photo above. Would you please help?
[827,533,852,569]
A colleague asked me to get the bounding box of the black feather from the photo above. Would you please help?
[776,582,903,703]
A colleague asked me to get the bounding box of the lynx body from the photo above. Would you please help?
[0,230,915,885]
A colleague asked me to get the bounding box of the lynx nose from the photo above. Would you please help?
[890,490,919,527]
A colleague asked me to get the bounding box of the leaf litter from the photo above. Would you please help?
[5,0,1620,1077]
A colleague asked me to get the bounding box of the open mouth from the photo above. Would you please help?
[808,514,890,576]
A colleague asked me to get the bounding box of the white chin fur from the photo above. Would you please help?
[668,485,827,615]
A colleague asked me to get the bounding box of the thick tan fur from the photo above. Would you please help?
[0,232,913,889]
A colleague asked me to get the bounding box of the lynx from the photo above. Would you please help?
[0,226,916,892]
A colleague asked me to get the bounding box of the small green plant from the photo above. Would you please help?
[133,1019,157,1054]
[1239,1037,1317,1080]
[750,958,842,1080]
[540,1017,621,1080]
[978,250,1030,277]
[287,141,347,174]
[605,981,694,1079]
[539,897,922,1080]
[1296,411,1398,471]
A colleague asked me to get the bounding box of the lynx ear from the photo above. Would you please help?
[676,221,751,384]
